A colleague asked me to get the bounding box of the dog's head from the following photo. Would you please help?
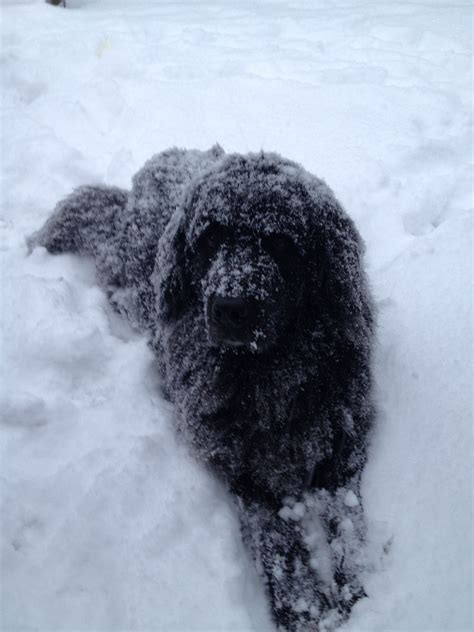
[155,152,370,355]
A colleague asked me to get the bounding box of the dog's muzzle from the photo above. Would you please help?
[203,243,284,351]
[207,296,256,346]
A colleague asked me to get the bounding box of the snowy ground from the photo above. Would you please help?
[1,1,472,630]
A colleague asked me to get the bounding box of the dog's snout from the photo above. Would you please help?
[212,297,249,329]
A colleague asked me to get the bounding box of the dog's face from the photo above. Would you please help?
[156,153,367,357]
[190,221,305,352]
[175,157,324,354]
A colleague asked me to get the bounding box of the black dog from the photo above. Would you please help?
[29,146,374,631]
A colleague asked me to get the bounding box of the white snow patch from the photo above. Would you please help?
[344,491,359,508]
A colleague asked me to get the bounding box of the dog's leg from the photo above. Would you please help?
[304,411,370,615]
[305,482,368,621]
[238,498,331,632]
[238,487,368,631]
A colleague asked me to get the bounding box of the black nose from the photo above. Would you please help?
[211,297,249,329]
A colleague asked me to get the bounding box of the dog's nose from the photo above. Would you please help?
[211,297,249,329]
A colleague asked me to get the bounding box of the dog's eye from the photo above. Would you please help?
[263,234,295,257]
[272,235,292,252]
[197,226,225,257]
[206,232,222,250]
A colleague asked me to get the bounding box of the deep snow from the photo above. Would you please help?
[0,1,472,631]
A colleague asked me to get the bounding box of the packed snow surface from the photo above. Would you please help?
[1,1,472,630]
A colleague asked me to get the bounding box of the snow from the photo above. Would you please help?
[343,492,358,509]
[1,1,472,631]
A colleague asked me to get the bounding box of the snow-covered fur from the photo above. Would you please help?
[29,146,375,632]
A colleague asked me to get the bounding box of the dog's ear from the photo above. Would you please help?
[154,211,190,323]
[305,199,374,485]
[309,201,373,335]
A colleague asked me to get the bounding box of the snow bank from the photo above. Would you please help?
[1,1,472,630]
[0,246,271,630]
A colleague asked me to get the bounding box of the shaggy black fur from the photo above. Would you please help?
[29,146,375,632]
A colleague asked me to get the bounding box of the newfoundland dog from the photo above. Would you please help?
[29,146,374,631]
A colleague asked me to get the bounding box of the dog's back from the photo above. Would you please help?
[27,185,129,260]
